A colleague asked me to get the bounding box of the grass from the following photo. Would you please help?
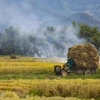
[0,71,100,80]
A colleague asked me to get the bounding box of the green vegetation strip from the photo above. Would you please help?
[0,68,100,80]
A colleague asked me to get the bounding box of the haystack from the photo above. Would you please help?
[67,43,99,68]
[10,54,17,59]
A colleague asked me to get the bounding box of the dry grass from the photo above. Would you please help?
[0,56,63,74]
[0,79,99,99]
[0,91,95,100]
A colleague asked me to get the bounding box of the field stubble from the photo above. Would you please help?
[0,79,99,100]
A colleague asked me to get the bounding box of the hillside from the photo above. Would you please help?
[62,12,100,29]
[0,0,100,31]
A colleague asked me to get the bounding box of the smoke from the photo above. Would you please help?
[0,0,42,33]
[25,25,84,57]
[0,0,84,57]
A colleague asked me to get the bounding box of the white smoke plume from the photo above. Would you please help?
[0,0,84,57]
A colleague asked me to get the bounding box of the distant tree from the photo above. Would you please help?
[78,24,100,50]
[47,26,56,33]
[0,26,41,56]
[0,32,4,54]
[72,20,76,27]
[0,26,22,55]
[90,31,100,50]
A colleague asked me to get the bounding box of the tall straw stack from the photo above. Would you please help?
[67,43,99,68]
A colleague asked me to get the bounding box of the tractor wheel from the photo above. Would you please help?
[91,69,96,74]
[85,70,91,75]
[54,65,61,75]
[55,66,61,72]
[91,70,96,74]
[61,70,67,76]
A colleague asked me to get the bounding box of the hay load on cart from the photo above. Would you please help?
[54,43,99,75]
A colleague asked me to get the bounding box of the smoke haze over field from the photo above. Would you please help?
[0,0,42,33]
[0,0,86,57]
[31,26,84,57]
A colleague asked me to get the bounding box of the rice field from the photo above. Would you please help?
[0,56,64,79]
[0,79,99,99]
[0,56,100,100]
[0,56,100,79]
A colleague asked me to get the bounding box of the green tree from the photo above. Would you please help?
[78,24,100,50]
[47,26,55,32]
[0,26,22,55]
[72,20,76,27]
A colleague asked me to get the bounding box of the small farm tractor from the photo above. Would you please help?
[54,56,97,76]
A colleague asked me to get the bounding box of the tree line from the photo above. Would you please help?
[0,22,100,56]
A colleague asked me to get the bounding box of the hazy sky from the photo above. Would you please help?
[0,0,100,32]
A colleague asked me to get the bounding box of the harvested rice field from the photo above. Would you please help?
[0,56,100,100]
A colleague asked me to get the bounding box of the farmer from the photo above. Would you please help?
[66,56,75,72]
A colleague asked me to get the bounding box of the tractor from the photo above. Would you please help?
[54,43,99,76]
[54,56,97,76]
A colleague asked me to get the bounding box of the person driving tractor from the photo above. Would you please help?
[66,56,75,72]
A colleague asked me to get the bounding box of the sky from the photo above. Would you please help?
[0,0,100,32]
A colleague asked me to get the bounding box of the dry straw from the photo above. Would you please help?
[67,43,99,68]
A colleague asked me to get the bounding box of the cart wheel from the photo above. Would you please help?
[91,69,96,74]
[85,70,91,75]
[61,70,67,76]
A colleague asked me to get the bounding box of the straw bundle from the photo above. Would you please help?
[67,43,99,68]
[10,54,17,59]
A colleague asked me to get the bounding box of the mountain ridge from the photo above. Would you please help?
[62,12,100,29]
